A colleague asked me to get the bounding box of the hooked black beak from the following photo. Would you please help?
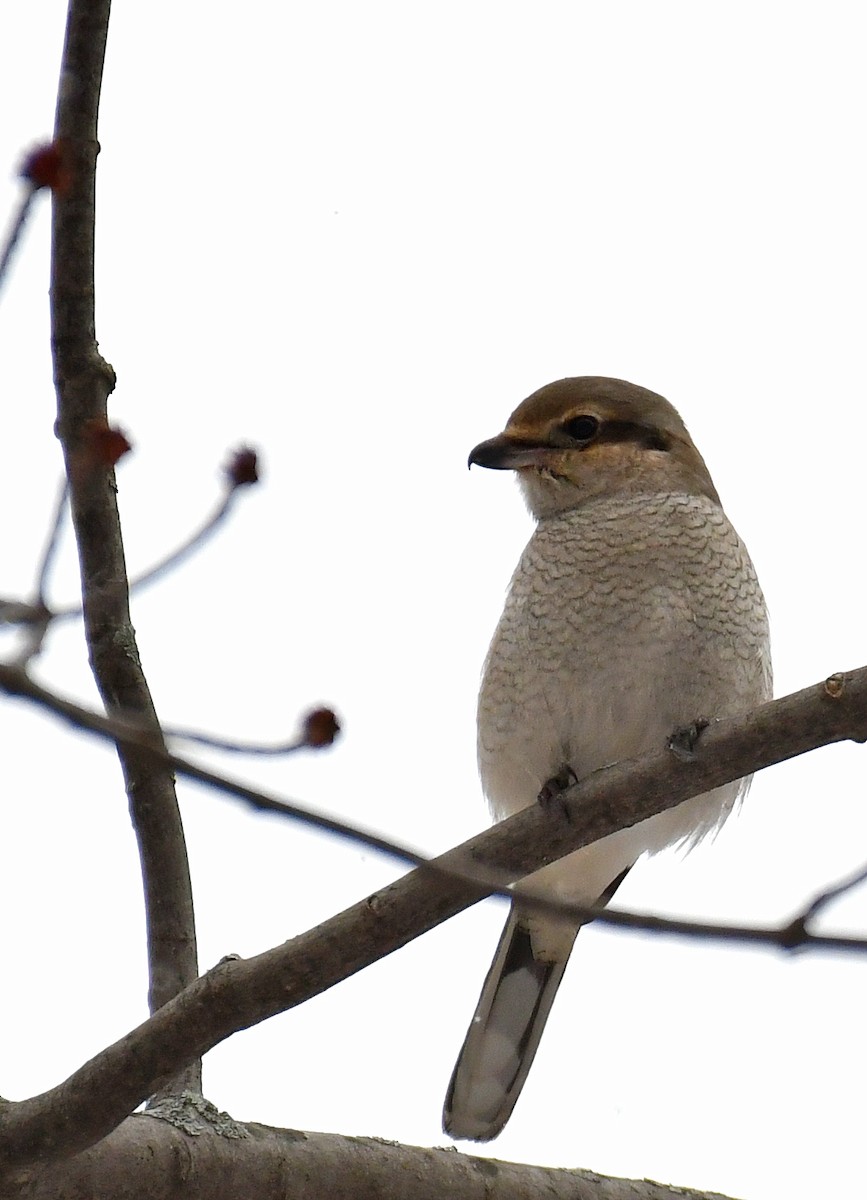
[468,433,554,471]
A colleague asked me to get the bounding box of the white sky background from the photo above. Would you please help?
[2,5,866,1198]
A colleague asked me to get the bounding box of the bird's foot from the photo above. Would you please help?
[538,765,579,810]
[668,718,710,762]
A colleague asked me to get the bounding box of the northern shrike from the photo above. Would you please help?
[443,377,771,1141]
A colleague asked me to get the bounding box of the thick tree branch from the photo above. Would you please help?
[12,1115,738,1200]
[50,0,199,1091]
[0,666,865,1178]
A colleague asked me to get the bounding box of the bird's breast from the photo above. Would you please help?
[477,492,770,823]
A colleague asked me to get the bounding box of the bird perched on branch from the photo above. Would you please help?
[443,376,771,1141]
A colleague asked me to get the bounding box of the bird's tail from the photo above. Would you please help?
[442,907,574,1142]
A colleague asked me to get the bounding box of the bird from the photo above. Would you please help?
[443,376,771,1142]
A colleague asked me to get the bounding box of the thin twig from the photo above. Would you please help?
[800,859,867,923]
[47,486,243,621]
[0,185,37,299]
[0,663,427,868]
[104,489,234,601]
[0,483,251,631]
[1,457,252,633]
[165,728,305,755]
[5,477,72,666]
[0,599,46,625]
[33,478,69,606]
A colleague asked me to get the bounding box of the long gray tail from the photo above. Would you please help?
[443,866,631,1141]
[442,908,574,1142]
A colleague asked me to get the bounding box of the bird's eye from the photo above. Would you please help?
[561,414,600,443]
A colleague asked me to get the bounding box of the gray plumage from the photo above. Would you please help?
[444,378,771,1141]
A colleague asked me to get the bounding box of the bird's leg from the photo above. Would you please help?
[668,717,710,762]
[537,764,579,809]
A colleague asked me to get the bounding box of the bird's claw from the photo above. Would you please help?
[668,718,710,762]
[538,765,579,810]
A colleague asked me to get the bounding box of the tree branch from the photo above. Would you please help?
[12,1115,739,1200]
[2,662,867,949]
[50,0,199,1090]
[0,666,865,1176]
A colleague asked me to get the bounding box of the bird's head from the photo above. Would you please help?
[468,377,720,518]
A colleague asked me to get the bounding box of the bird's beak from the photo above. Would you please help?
[468,433,553,471]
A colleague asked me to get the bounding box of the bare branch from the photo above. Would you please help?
[96,489,234,603]
[164,722,309,756]
[2,662,867,950]
[0,465,258,629]
[798,859,867,924]
[87,446,260,607]
[0,186,38,298]
[50,0,199,1092]
[12,1115,738,1200]
[0,664,866,1175]
[33,479,68,606]
[45,487,236,619]
[0,663,426,867]
[166,705,340,756]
